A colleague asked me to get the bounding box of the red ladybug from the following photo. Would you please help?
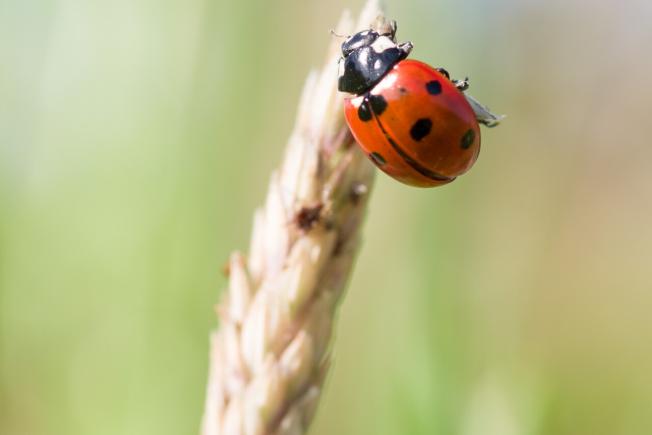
[338,21,500,187]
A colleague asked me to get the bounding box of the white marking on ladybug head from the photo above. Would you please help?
[370,35,398,54]
[358,48,368,65]
[337,57,345,80]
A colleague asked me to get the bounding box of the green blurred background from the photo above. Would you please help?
[2,0,652,434]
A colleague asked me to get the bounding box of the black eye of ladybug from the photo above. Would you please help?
[341,30,379,56]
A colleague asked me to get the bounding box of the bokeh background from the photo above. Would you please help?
[2,0,652,434]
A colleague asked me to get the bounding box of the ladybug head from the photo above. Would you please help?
[337,21,413,95]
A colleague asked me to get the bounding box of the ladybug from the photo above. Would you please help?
[338,21,500,187]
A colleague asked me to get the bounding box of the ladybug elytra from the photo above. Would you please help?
[338,20,500,187]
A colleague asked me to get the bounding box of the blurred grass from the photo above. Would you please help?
[1,0,652,434]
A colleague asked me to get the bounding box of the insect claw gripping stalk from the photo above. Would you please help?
[201,2,382,435]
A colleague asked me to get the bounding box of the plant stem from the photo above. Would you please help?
[201,2,382,434]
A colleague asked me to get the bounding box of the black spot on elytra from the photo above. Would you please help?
[368,94,387,116]
[410,118,432,141]
[373,116,452,182]
[398,86,408,94]
[357,100,372,122]
[370,152,386,166]
[461,129,476,149]
[426,80,442,95]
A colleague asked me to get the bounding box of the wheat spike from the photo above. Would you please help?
[201,2,383,434]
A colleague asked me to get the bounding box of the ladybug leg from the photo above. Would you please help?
[454,77,470,91]
[436,68,469,91]
[398,41,413,57]
[437,68,504,127]
[436,67,450,79]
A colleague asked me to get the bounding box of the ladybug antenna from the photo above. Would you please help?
[330,29,348,39]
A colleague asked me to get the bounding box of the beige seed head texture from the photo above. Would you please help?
[201,2,381,434]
